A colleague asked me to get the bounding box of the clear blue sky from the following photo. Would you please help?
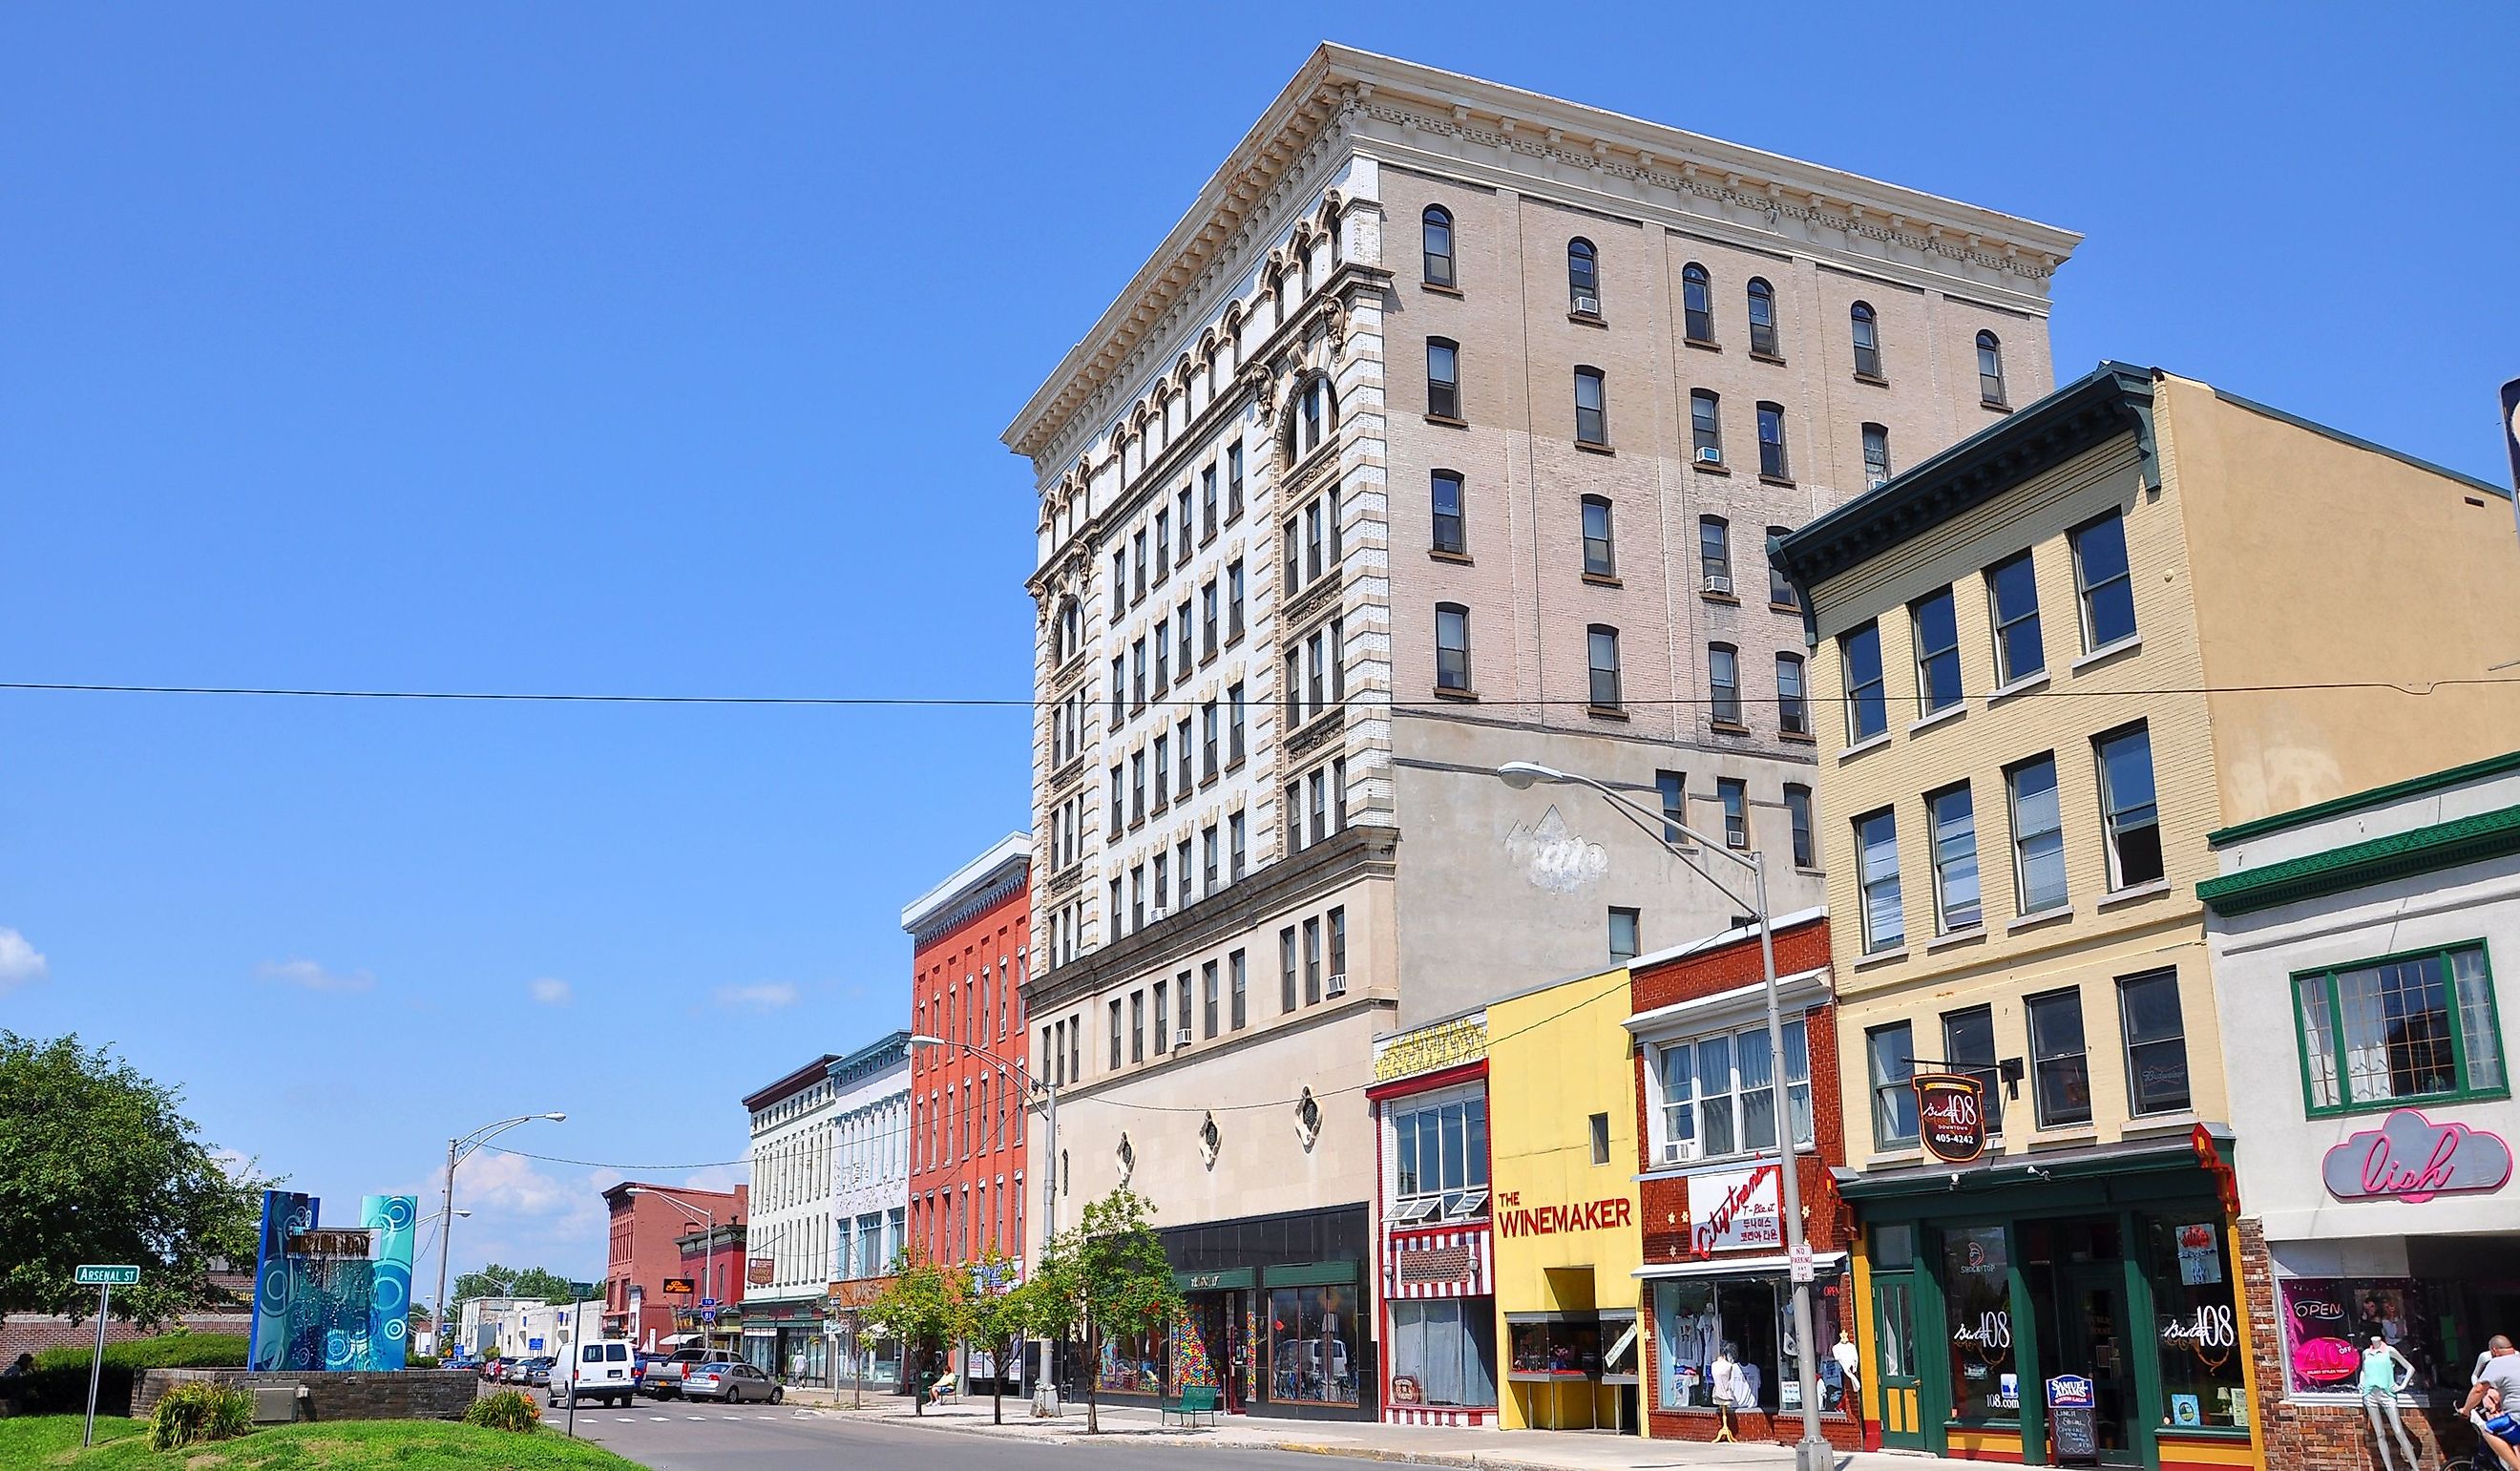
[4,4,2513,1286]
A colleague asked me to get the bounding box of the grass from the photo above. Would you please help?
[0,1415,640,1468]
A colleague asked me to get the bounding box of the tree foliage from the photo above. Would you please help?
[1023,1187,1179,1434]
[452,1265,597,1307]
[0,1033,262,1326]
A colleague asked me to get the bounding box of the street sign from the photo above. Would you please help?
[700,1309,718,1325]
[699,1296,719,1309]
[1788,1243,1815,1284]
[76,1268,141,1446]
[74,1265,141,1287]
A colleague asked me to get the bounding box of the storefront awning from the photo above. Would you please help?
[1831,1129,2230,1200]
[1633,1250,1846,1281]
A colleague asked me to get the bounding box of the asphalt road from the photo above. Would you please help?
[571,1404,1340,1470]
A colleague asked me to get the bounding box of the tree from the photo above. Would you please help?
[0,1033,263,1327]
[452,1264,593,1308]
[1027,1186,1180,1435]
[968,1246,1027,1426]
[863,1250,976,1416]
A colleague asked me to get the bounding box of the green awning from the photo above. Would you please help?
[1262,1260,1359,1288]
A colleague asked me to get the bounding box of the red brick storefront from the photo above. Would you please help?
[1627,912,1864,1451]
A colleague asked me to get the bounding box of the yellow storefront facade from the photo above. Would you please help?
[1485,967,1645,1435]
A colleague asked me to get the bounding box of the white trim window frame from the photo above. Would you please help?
[1648,1018,1813,1166]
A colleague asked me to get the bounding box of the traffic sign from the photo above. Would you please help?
[700,1309,718,1325]
[74,1266,140,1287]
[699,1296,719,1309]
[1788,1243,1815,1284]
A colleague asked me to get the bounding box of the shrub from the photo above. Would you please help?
[147,1381,252,1450]
[464,1388,542,1433]
[24,1333,250,1416]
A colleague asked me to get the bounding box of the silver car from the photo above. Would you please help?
[681,1360,782,1404]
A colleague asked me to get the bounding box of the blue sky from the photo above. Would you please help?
[4,4,2514,1287]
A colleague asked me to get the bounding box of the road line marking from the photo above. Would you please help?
[649,1416,670,1420]
[686,1414,706,1420]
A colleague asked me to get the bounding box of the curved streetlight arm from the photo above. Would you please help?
[435,1112,563,1356]
[452,1113,568,1169]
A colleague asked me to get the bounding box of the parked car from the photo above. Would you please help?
[551,1339,639,1409]
[682,1361,781,1404]
[521,1356,556,1388]
[641,1346,715,1399]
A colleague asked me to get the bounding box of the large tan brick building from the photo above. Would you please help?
[1004,44,2075,1421]
[1771,363,2520,1469]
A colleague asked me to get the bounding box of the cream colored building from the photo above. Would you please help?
[1770,363,2520,1469]
[1005,44,2075,1420]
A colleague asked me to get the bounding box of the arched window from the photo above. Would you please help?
[1573,366,1607,446]
[1567,239,1599,314]
[1747,278,1778,357]
[1861,423,1892,487]
[1976,331,2006,406]
[1851,302,1881,378]
[1682,263,1714,343]
[1426,338,1460,420]
[1690,389,1723,463]
[1435,603,1472,692]
[1757,401,1790,479]
[1422,206,1456,288]
[1431,471,1466,556]
[1057,597,1082,663]
[1281,373,1336,462]
[1698,515,1732,594]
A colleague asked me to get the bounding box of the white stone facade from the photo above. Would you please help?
[745,1056,842,1309]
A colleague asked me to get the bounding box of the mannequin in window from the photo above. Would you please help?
[1709,1342,1745,1441]
[1834,1329,1862,1427]
[2359,1334,2420,1471]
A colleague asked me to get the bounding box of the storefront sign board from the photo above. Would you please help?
[1911,1073,1987,1164]
[1688,1165,1781,1254]
[2319,1108,2513,1204]
[1494,1194,1631,1238]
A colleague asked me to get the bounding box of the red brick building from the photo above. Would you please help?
[899,832,1032,1279]
[1626,910,1863,1450]
[599,1180,745,1353]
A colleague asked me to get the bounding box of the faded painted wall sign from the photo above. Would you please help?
[1505,808,1607,893]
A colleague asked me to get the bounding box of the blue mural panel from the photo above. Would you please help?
[244,1188,420,1373]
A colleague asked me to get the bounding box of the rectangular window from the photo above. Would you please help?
[1912,586,1962,714]
[1202,465,1218,540]
[1130,991,1144,1062]
[1574,368,1606,445]
[1150,735,1168,809]
[1709,644,1741,725]
[1133,530,1147,601]
[1178,487,1193,564]
[1109,657,1124,725]
[1108,765,1124,836]
[1129,752,1145,825]
[1842,622,1886,742]
[1228,683,1246,764]
[1608,907,1641,965]
[1699,517,1731,594]
[1857,809,1903,954]
[1227,443,1244,519]
[1303,916,1322,1004]
[1282,521,1298,597]
[1785,784,1815,869]
[1227,560,1245,641]
[2118,969,2192,1115]
[1427,339,1460,419]
[1583,499,1617,578]
[2071,510,2137,650]
[1176,717,1192,794]
[1756,402,1789,479]
[1229,811,1246,880]
[1229,948,1248,1030]
[1202,825,1219,891]
[1718,778,1749,849]
[1928,784,1982,933]
[1588,1112,1610,1166]
[1153,979,1168,1053]
[1304,498,1325,581]
[1436,605,1471,692]
[1152,851,1168,910]
[1776,654,1808,735]
[1942,1005,2003,1133]
[1690,389,1722,462]
[1587,626,1621,710]
[2294,943,2505,1113]
[1391,1091,1490,1216]
[1177,602,1191,674]
[1766,526,1796,608]
[2006,754,2068,914]
[1329,907,1347,981]
[1201,701,1218,779]
[1153,511,1169,583]
[1986,551,2045,684]
[1861,423,1891,487]
[1285,779,1300,855]
[1431,472,1465,555]
[1111,551,1126,620]
[1868,1021,1918,1147]
[1656,770,1685,843]
[1280,928,1298,1013]
[1308,768,1328,845]
[1202,960,1220,1039]
[2093,725,2163,889]
[1108,999,1122,1070]
[2026,989,2092,1127]
[1201,580,1218,660]
[1129,864,1144,927]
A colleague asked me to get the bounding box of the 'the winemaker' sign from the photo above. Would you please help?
[2320,1109,2513,1204]
[1913,1073,1988,1165]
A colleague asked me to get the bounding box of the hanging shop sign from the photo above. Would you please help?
[2320,1108,2513,1205]
[746,1256,776,1286]
[1912,1073,1987,1165]
[661,1277,696,1297]
[1689,1164,1781,1255]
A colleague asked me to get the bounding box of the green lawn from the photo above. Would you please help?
[0,1415,639,1468]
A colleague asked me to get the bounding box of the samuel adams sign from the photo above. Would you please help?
[1913,1073,1988,1165]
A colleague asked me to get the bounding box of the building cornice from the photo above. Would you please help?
[2197,804,2520,917]
[1004,42,2081,472]
[2207,748,2520,850]
[742,1055,843,1115]
[827,1030,912,1092]
[901,832,1032,941]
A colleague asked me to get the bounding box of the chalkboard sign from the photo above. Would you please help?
[2049,1406,2097,1464]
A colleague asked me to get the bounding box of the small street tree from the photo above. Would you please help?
[863,1250,976,1415]
[0,1032,263,1327]
[1030,1186,1180,1435]
[968,1245,1028,1425]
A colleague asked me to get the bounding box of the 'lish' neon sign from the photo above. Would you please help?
[2320,1109,2512,1204]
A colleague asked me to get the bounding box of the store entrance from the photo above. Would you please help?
[2031,1216,2139,1469]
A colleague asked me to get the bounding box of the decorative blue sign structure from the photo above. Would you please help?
[245,1190,418,1372]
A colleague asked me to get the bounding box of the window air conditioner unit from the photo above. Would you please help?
[1707,573,1732,595]
[1573,294,1601,316]
[1695,447,1724,465]
[1175,1028,1194,1050]
[1325,973,1348,998]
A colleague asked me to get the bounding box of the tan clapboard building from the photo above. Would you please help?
[1770,362,2520,1470]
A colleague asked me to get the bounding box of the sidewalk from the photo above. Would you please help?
[805,1392,1993,1470]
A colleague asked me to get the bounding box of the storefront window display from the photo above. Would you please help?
[1652,1276,1844,1412]
[1508,1314,1601,1378]
[1100,1324,1165,1394]
[2142,1215,2246,1428]
[1390,1298,1496,1409]
[1941,1226,2019,1421]
[1268,1284,1358,1405]
[2277,1276,2465,1397]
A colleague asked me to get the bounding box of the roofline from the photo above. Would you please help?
[2210,387,2510,501]
[1005,41,2082,466]
[2207,747,2520,849]
[602,1180,745,1209]
[741,1055,844,1114]
[827,1029,912,1082]
[1772,361,2158,595]
[901,831,1032,935]
[1626,906,1828,975]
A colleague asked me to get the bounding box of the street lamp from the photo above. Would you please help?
[434,1113,565,1360]
[1494,761,1831,1471]
[906,1025,1059,1412]
[624,1187,723,1357]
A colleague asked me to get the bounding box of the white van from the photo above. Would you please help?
[554,1337,638,1408]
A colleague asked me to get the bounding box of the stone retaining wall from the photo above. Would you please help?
[133,1366,481,1422]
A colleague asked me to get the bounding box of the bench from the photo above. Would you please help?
[1162,1384,1221,1428]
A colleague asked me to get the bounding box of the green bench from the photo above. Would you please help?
[1162,1384,1221,1427]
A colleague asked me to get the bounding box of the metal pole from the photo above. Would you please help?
[434,1136,457,1359]
[82,1284,109,1448]
[564,1299,578,1438]
[1754,854,1830,1471]
[1038,1077,1058,1405]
